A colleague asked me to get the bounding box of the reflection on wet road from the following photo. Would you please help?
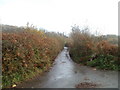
[17,47,118,88]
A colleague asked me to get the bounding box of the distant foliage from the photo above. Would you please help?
[101,35,118,45]
[2,26,64,88]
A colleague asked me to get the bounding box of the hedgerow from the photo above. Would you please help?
[2,27,64,88]
[69,25,119,70]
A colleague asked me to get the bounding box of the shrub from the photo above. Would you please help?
[2,27,64,88]
[69,25,119,70]
[69,25,94,62]
[96,40,118,56]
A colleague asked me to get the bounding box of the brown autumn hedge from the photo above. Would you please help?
[2,28,64,88]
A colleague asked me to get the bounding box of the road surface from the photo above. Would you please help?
[17,47,118,88]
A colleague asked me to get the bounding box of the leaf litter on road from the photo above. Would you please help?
[75,81,100,88]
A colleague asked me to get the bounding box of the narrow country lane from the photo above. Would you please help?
[17,47,118,88]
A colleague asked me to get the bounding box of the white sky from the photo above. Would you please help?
[0,0,119,35]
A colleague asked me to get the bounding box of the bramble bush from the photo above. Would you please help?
[69,25,119,70]
[87,55,119,70]
[2,26,64,88]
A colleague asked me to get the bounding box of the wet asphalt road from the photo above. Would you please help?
[17,47,118,88]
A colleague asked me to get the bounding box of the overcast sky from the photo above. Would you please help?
[0,0,119,35]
